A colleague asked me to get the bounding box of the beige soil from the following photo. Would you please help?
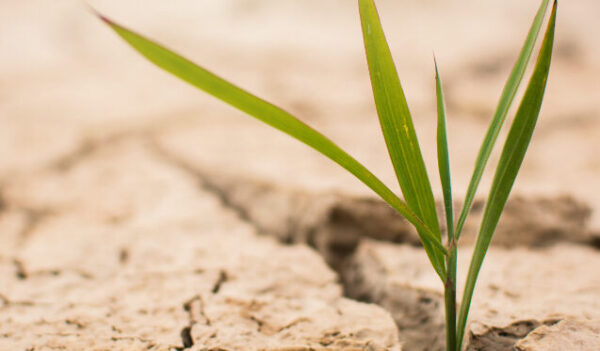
[1,0,599,350]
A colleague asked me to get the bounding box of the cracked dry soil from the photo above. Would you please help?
[2,0,600,350]
[1,135,600,351]
[1,138,402,350]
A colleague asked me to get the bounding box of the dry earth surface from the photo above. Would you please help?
[1,0,600,350]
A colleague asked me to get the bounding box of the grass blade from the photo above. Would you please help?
[454,0,551,239]
[435,59,454,251]
[359,0,445,280]
[456,3,557,348]
[95,12,448,255]
[435,60,457,351]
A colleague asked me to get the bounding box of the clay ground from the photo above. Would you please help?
[1,0,600,350]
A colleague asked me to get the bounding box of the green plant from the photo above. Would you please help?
[96,1,557,350]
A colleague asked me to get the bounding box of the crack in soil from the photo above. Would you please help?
[211,270,228,294]
[276,317,310,333]
[249,315,265,333]
[0,292,35,308]
[183,295,211,326]
[11,258,93,281]
[177,272,234,350]
[46,119,183,174]
[148,141,259,231]
[467,319,561,351]
[12,258,28,280]
[177,326,194,350]
[591,234,600,250]
[147,141,421,269]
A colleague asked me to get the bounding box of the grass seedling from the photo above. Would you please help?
[96,1,557,350]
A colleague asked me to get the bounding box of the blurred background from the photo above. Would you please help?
[1,0,599,227]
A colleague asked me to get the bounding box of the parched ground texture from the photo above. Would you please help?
[1,0,600,350]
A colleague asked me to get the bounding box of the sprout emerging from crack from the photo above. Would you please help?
[95,1,557,350]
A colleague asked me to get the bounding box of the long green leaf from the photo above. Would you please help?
[95,12,448,255]
[456,3,557,349]
[359,0,445,280]
[435,60,457,351]
[435,59,454,250]
[455,0,551,239]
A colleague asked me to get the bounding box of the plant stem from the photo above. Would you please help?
[444,238,458,351]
